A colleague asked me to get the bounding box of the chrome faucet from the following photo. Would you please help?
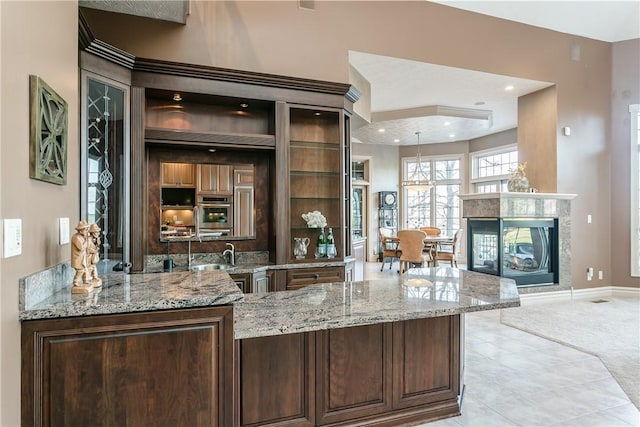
[187,206,202,269]
[192,205,202,241]
[222,242,235,265]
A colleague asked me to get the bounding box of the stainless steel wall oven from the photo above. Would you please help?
[197,196,232,233]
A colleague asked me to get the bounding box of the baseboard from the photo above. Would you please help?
[519,286,639,305]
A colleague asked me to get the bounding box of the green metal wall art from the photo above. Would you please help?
[29,75,68,185]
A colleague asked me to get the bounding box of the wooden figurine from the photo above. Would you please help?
[71,220,92,294]
[87,223,102,287]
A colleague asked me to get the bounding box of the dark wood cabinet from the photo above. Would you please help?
[230,272,251,293]
[285,266,345,291]
[238,316,461,427]
[315,323,393,425]
[22,307,234,427]
[237,333,315,427]
[392,316,460,411]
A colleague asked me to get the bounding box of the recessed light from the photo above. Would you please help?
[378,128,385,133]
[314,112,321,116]
[240,103,249,108]
[505,85,514,91]
[208,148,216,153]
[173,93,182,101]
[444,121,451,126]
[393,138,400,143]
[449,134,455,138]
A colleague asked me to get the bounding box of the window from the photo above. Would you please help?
[471,146,518,193]
[631,104,640,277]
[403,156,461,237]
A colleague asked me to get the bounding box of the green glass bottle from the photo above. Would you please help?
[318,227,326,257]
[326,227,336,258]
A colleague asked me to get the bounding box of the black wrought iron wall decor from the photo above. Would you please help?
[29,75,68,185]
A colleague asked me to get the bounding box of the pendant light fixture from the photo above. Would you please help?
[402,131,433,190]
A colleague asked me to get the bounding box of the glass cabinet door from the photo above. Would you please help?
[80,71,130,273]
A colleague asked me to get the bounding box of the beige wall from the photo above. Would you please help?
[1,2,79,425]
[518,86,558,193]
[470,128,517,153]
[611,39,640,287]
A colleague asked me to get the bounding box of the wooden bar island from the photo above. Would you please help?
[20,267,519,427]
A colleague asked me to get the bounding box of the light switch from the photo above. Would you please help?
[587,214,592,224]
[59,217,70,245]
[3,218,22,258]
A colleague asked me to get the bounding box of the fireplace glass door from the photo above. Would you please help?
[467,218,558,286]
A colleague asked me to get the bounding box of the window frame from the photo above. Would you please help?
[401,153,463,237]
[470,144,518,193]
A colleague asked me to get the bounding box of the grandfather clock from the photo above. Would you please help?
[377,191,398,261]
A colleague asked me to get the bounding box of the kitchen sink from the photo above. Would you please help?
[189,263,236,271]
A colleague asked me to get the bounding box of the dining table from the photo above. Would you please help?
[387,234,455,267]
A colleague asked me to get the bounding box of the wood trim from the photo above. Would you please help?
[78,10,136,69]
[345,85,362,104]
[145,128,275,149]
[134,57,353,97]
[130,87,146,272]
[275,101,289,265]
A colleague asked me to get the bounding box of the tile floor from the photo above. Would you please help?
[364,262,640,427]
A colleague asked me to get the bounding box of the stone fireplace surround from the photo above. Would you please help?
[459,192,576,295]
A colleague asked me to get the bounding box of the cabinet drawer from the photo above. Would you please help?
[286,267,344,290]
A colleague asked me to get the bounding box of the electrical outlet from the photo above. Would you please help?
[598,270,603,280]
[587,267,593,281]
[587,214,592,224]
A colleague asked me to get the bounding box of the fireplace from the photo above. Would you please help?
[467,218,559,286]
[459,192,576,292]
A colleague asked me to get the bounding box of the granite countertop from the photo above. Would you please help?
[234,267,520,340]
[146,259,354,275]
[19,270,243,321]
[19,266,520,341]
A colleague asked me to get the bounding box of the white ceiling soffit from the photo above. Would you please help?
[430,0,640,43]
[79,0,189,24]
[349,51,553,145]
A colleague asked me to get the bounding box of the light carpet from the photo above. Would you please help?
[500,295,640,410]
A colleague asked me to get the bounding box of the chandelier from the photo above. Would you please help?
[402,131,433,190]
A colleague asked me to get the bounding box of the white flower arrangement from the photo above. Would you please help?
[302,210,327,228]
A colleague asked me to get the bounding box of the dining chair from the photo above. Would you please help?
[397,229,429,274]
[419,227,441,236]
[378,227,401,271]
[435,229,463,267]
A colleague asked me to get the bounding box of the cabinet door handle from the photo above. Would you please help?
[314,273,320,279]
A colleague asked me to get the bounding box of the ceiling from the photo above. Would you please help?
[350,1,639,146]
